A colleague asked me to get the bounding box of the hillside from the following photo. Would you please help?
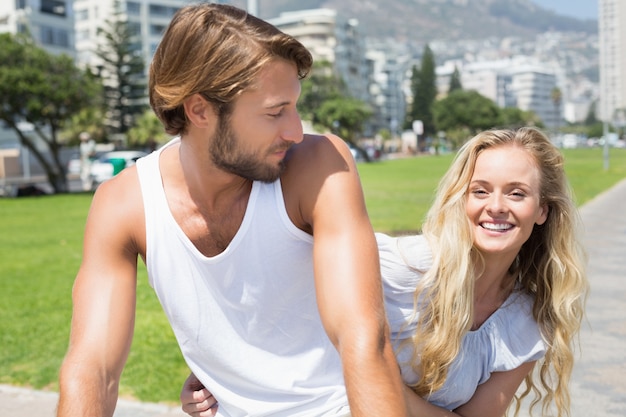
[234,0,597,41]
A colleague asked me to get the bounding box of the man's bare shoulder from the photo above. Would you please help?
[285,133,354,173]
[87,165,146,255]
[280,133,360,231]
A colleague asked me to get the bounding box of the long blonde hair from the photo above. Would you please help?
[408,127,588,416]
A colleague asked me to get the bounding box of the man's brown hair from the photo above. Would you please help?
[149,3,313,135]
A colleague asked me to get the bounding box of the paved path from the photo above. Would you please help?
[564,178,626,417]
[2,179,626,416]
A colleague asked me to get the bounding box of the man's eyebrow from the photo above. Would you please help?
[265,100,291,109]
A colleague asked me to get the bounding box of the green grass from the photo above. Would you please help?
[0,147,625,404]
[0,194,187,403]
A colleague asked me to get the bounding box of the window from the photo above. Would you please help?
[150,24,166,35]
[41,0,67,17]
[40,25,70,47]
[127,1,141,15]
[75,9,88,21]
[76,29,89,42]
[149,4,179,17]
[128,21,141,36]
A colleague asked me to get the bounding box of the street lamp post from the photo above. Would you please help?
[603,121,610,171]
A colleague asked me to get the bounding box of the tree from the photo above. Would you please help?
[315,98,373,158]
[448,66,463,93]
[551,86,562,133]
[432,90,501,147]
[126,110,172,149]
[405,45,437,148]
[60,106,107,145]
[298,60,346,122]
[0,33,102,193]
[298,61,373,159]
[584,100,598,125]
[500,107,543,129]
[96,0,147,138]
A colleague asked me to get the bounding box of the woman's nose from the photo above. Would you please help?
[486,193,507,214]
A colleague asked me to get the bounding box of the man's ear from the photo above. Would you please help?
[183,94,216,128]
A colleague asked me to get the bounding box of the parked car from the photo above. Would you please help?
[90,150,148,187]
[66,153,81,176]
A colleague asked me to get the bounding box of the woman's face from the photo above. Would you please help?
[465,144,548,259]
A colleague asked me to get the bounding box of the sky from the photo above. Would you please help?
[532,0,598,20]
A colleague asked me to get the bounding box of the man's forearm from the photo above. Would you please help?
[57,364,119,417]
[342,340,408,417]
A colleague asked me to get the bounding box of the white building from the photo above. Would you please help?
[438,58,560,129]
[366,41,411,137]
[268,9,370,104]
[598,0,626,123]
[0,0,76,153]
[0,0,75,58]
[509,66,559,128]
[74,0,191,76]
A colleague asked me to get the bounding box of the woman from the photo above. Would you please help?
[181,127,588,417]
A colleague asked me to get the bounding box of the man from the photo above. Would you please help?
[57,4,407,417]
[78,131,95,191]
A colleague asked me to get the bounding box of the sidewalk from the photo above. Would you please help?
[564,177,626,417]
[2,179,626,416]
[0,384,185,417]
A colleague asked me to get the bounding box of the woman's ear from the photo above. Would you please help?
[536,204,549,225]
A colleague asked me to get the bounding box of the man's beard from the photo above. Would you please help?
[209,114,289,183]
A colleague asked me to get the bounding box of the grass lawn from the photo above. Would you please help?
[0,146,624,404]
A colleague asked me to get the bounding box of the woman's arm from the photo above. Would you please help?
[179,373,218,417]
[453,361,535,417]
[181,361,535,417]
[404,361,536,417]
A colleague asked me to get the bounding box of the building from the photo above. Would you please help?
[437,58,560,129]
[268,9,371,105]
[598,0,626,124]
[0,0,75,58]
[366,41,411,138]
[509,66,560,129]
[74,0,190,77]
[0,0,76,167]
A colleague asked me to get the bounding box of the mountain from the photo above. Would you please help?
[531,0,597,20]
[246,0,597,41]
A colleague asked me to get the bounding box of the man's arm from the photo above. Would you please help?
[286,134,407,417]
[57,170,144,417]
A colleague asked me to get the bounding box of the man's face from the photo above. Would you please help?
[209,59,304,183]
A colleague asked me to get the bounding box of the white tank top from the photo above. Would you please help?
[136,140,349,417]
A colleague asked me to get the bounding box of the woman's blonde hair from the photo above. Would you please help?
[408,127,588,416]
[149,3,312,135]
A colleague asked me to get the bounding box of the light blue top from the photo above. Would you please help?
[377,233,547,410]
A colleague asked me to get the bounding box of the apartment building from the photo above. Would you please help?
[438,58,559,129]
[0,1,76,152]
[268,8,371,105]
[598,0,626,124]
[0,0,75,58]
[73,0,192,75]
